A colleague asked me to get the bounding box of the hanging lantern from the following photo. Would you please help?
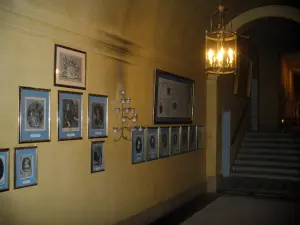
[205,3,237,75]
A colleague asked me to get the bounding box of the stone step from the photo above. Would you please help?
[239,148,300,155]
[243,136,300,143]
[245,132,297,138]
[241,142,300,149]
[234,159,300,168]
[230,172,300,182]
[237,153,300,161]
[232,165,300,176]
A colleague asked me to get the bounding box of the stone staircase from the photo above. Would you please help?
[221,132,300,199]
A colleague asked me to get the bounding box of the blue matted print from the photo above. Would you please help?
[189,125,197,152]
[58,91,83,141]
[91,141,105,173]
[15,147,37,189]
[197,125,205,150]
[147,128,159,161]
[88,94,108,138]
[181,126,189,153]
[0,149,9,192]
[19,87,50,143]
[132,130,145,164]
[159,127,170,158]
[171,127,180,155]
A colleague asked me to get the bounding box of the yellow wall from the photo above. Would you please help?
[0,1,207,224]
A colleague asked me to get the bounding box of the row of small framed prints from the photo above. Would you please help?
[19,86,108,143]
[0,141,105,192]
[132,125,204,164]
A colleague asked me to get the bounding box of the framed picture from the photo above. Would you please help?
[19,87,51,143]
[15,146,37,189]
[88,94,108,138]
[132,130,145,164]
[154,69,195,124]
[197,125,205,150]
[159,127,170,158]
[0,149,9,192]
[180,126,189,153]
[189,125,197,152]
[91,141,105,173]
[146,128,159,161]
[54,44,86,90]
[58,91,83,141]
[171,127,180,155]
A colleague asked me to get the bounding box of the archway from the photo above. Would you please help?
[226,5,300,31]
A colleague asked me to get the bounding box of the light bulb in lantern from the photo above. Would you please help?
[120,89,125,96]
[122,117,126,122]
[126,98,131,104]
[131,108,135,114]
[121,98,125,104]
[115,108,121,113]
[207,49,214,66]
[217,47,224,66]
[228,48,234,65]
[124,108,129,113]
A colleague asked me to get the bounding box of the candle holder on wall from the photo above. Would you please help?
[113,89,143,142]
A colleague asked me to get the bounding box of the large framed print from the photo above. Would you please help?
[15,146,37,189]
[159,127,170,158]
[189,125,197,152]
[0,149,9,192]
[88,94,108,138]
[54,44,86,90]
[171,127,180,155]
[91,141,105,173]
[154,69,194,124]
[58,91,83,141]
[146,128,159,161]
[180,126,189,153]
[19,87,50,143]
[132,130,145,164]
[197,125,205,150]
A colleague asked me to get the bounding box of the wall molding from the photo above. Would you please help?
[0,6,138,62]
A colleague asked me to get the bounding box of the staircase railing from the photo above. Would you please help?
[230,102,251,167]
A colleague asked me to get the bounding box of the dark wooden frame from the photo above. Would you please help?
[14,146,38,189]
[170,126,180,156]
[54,44,87,90]
[19,86,51,144]
[91,141,105,174]
[88,94,108,139]
[158,126,171,158]
[58,90,83,141]
[146,127,159,162]
[153,69,195,124]
[180,126,189,154]
[132,129,146,165]
[0,148,10,192]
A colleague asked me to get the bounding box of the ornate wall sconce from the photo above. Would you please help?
[113,89,143,142]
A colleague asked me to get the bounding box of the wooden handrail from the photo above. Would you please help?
[231,103,249,145]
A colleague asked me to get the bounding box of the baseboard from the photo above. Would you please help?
[116,182,206,225]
